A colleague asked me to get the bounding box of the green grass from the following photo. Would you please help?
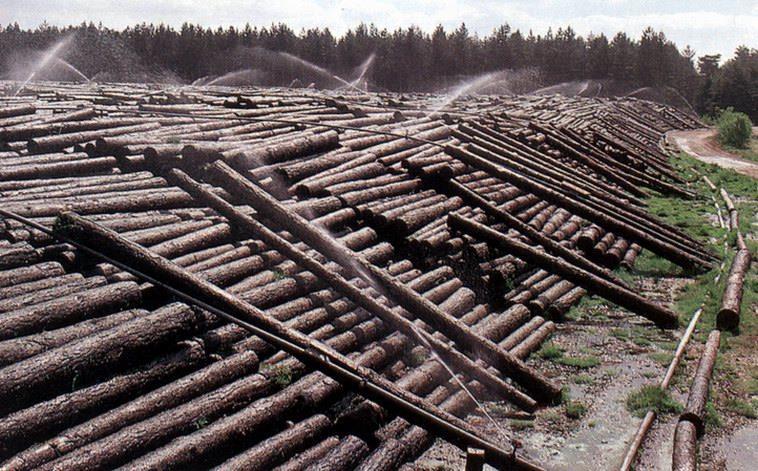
[571,374,595,385]
[662,154,758,343]
[537,343,601,369]
[626,385,683,417]
[725,398,757,419]
[611,328,630,340]
[541,410,563,424]
[537,342,564,359]
[648,352,673,365]
[556,355,601,369]
[565,296,608,321]
[725,135,758,163]
[603,368,620,379]
[704,401,723,428]
[565,401,588,419]
[262,364,293,387]
[193,416,210,429]
[638,151,757,343]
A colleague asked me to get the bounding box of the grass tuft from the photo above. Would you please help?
[536,342,564,359]
[725,398,757,419]
[626,385,683,417]
[571,374,595,385]
[565,401,588,419]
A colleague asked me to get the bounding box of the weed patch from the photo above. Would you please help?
[626,385,683,417]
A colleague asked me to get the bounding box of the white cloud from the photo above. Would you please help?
[0,0,754,58]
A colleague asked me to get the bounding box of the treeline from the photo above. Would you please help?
[0,22,754,118]
[696,48,757,121]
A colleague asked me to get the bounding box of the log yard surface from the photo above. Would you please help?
[0,82,753,471]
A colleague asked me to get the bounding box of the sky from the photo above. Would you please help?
[1,0,755,59]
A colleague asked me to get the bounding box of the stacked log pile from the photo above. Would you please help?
[0,82,716,470]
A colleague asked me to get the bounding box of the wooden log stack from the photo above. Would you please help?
[0,83,714,470]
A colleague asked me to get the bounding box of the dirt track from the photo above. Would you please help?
[667,129,758,179]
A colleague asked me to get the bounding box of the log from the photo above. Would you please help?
[4,349,259,470]
[93,336,398,471]
[6,188,194,217]
[171,169,536,409]
[0,273,83,300]
[0,308,146,366]
[500,317,545,351]
[226,131,340,168]
[0,340,205,457]
[0,276,106,313]
[0,262,65,287]
[0,302,201,414]
[717,248,751,332]
[680,330,720,434]
[0,281,142,340]
[671,419,698,471]
[355,381,487,471]
[446,144,713,270]
[473,304,531,342]
[0,243,42,269]
[621,243,642,269]
[54,212,537,470]
[510,320,556,359]
[437,174,626,286]
[273,436,341,471]
[1,117,159,142]
[449,214,679,327]
[27,122,161,153]
[213,414,333,470]
[311,435,370,470]
[0,104,36,119]
[36,372,272,470]
[528,280,575,315]
[206,160,561,402]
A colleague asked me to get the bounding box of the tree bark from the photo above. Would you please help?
[449,214,679,328]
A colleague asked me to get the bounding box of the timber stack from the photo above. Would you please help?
[0,81,716,470]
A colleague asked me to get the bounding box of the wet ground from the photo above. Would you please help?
[410,275,756,470]
[667,129,758,179]
[408,276,691,470]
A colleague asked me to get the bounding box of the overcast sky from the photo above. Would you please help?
[1,1,755,59]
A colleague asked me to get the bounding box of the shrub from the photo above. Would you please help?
[716,108,752,148]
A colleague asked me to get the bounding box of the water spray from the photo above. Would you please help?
[13,36,75,96]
